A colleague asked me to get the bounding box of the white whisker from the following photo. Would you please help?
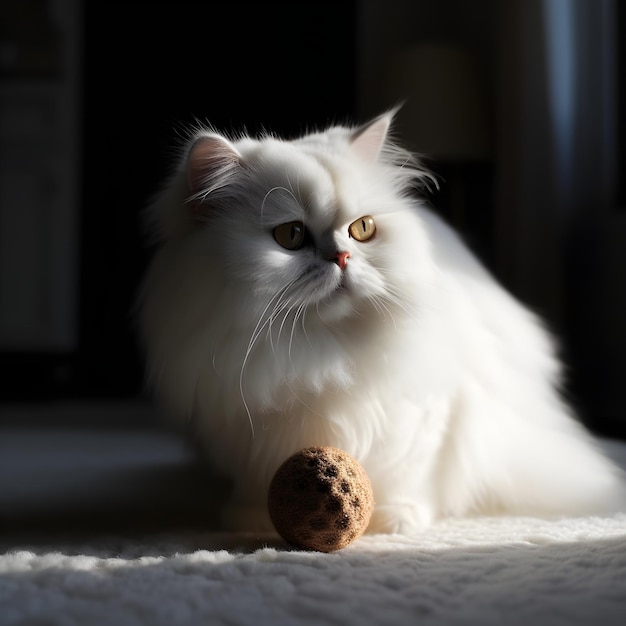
[276,300,299,349]
[261,185,300,228]
[289,303,308,359]
[239,281,297,436]
[267,299,292,354]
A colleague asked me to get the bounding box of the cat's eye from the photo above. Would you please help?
[273,221,307,250]
[348,215,376,242]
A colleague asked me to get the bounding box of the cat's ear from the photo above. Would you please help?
[349,111,395,162]
[186,134,241,197]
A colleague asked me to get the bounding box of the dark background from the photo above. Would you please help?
[1,0,625,439]
[78,0,358,397]
[2,0,358,399]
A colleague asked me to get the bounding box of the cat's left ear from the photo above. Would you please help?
[186,133,242,198]
[349,111,395,162]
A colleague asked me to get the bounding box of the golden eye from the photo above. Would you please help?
[348,215,376,242]
[273,221,307,250]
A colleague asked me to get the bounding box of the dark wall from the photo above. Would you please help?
[70,1,357,397]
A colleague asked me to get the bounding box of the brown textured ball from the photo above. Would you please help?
[267,446,374,552]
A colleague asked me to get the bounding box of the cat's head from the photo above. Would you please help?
[146,111,435,330]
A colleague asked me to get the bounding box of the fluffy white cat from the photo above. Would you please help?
[138,111,625,533]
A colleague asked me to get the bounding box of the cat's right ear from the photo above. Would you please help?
[186,134,241,199]
[349,110,396,162]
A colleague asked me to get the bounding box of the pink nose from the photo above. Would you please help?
[334,250,351,270]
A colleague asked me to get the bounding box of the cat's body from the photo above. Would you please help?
[139,112,625,533]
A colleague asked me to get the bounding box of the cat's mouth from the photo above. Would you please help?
[296,264,356,319]
[322,266,351,298]
[313,270,357,315]
[333,272,349,293]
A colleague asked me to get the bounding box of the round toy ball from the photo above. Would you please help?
[267,446,374,552]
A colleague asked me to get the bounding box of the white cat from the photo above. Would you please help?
[138,111,625,533]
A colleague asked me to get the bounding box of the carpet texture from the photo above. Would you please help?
[1,433,626,625]
[2,514,626,624]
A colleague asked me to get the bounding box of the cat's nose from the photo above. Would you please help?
[333,250,351,270]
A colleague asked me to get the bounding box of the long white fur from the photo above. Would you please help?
[138,112,625,533]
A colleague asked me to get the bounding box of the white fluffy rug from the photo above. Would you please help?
[1,426,626,626]
[2,515,626,626]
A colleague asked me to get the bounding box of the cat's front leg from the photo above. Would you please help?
[367,499,435,535]
[222,489,435,536]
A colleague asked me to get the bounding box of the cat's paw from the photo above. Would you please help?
[367,502,433,535]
